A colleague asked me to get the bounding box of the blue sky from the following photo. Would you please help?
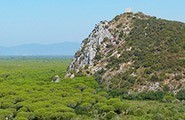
[0,0,185,47]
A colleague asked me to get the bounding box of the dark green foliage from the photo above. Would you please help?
[77,103,92,114]
[94,53,102,61]
[151,74,160,81]
[105,111,118,119]
[139,91,165,100]
[176,89,185,100]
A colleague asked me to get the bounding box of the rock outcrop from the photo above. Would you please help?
[66,21,113,77]
[51,75,60,83]
[66,12,185,93]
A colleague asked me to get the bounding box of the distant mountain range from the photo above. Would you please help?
[0,42,80,56]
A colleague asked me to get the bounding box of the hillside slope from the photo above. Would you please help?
[66,12,185,93]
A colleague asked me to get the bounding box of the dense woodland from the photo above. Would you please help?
[0,57,184,120]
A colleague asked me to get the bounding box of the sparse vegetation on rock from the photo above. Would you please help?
[67,12,185,96]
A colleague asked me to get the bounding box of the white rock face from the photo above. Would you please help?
[51,75,60,83]
[66,21,113,77]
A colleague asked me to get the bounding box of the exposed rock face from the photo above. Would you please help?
[52,75,60,83]
[66,12,185,93]
[66,21,114,77]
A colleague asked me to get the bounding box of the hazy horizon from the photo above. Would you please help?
[0,0,185,47]
[0,41,81,47]
[0,42,80,56]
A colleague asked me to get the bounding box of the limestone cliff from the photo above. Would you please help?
[66,21,113,77]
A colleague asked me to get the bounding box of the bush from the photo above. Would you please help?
[1,100,15,109]
[113,102,129,114]
[107,99,129,114]
[61,112,76,120]
[151,74,159,81]
[128,107,145,116]
[95,96,107,103]
[106,98,120,105]
[64,99,78,108]
[74,83,88,91]
[97,91,109,98]
[152,113,165,120]
[105,111,118,119]
[99,105,115,113]
[54,105,75,113]
[77,103,92,114]
[139,91,165,100]
[82,97,96,104]
[49,112,63,120]
[134,109,145,116]
[16,112,35,120]
[0,78,4,83]
[0,109,14,120]
[176,89,185,100]
[162,94,175,103]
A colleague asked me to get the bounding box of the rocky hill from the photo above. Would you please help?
[66,12,185,94]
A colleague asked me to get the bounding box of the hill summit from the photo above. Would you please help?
[66,12,185,93]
